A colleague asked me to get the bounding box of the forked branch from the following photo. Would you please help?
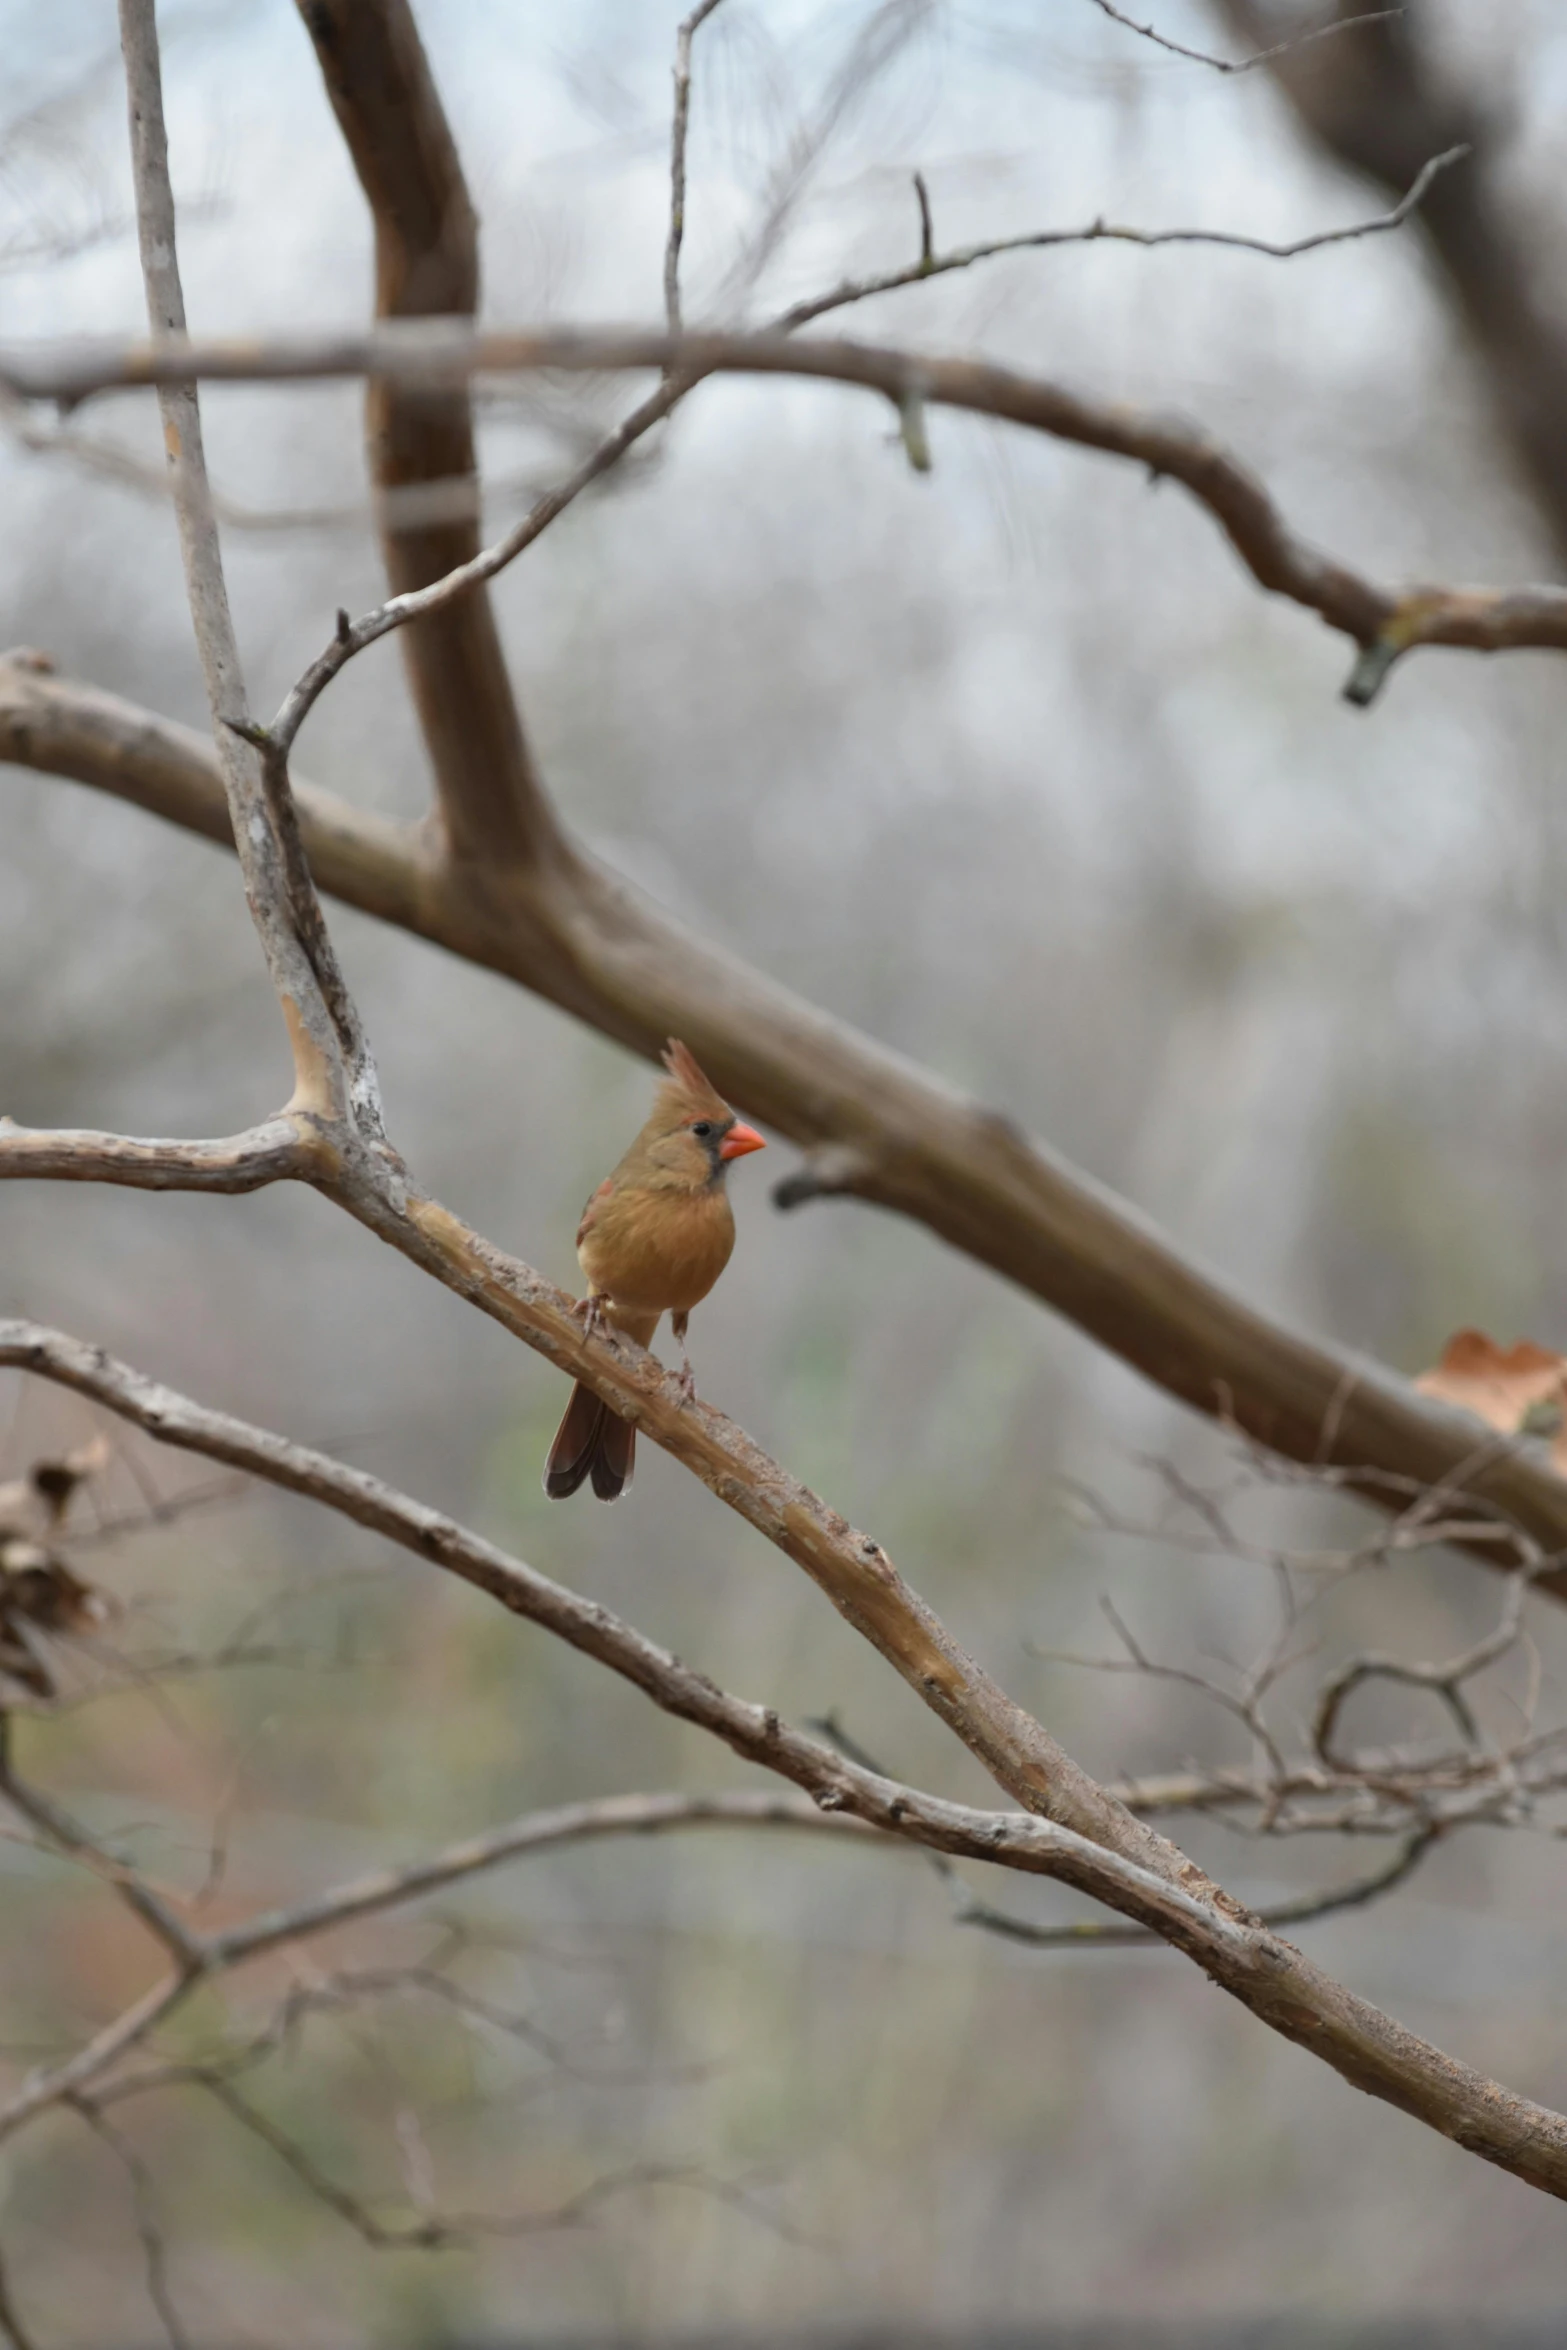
[7,644,1567,1596]
[6,1319,1567,2200]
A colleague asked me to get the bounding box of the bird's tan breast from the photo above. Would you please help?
[577,1179,735,1316]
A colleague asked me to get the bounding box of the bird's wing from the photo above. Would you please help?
[576,1177,613,1252]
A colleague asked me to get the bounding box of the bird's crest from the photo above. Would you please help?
[655,1038,731,1125]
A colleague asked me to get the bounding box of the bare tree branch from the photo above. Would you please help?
[0,1115,309,1191]
[0,1971,191,2144]
[0,1785,865,2150]
[8,645,1567,1596]
[947,1824,1441,1949]
[1088,0,1401,75]
[7,320,1563,694]
[117,0,373,1133]
[0,1715,204,1967]
[290,0,557,870]
[205,1788,873,1968]
[256,379,687,768]
[0,1317,1195,1893]
[665,1,727,332]
[1311,1568,1532,1771]
[263,142,1467,759]
[813,1708,1449,1945]
[67,2100,190,2350]
[251,127,1459,748]
[61,1948,805,2250]
[109,2058,774,2254]
[1038,1448,1567,1851]
[3,1325,1567,2196]
[778,144,1469,327]
[9,1325,1567,2199]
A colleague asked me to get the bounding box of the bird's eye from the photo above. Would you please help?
[690,1120,714,1140]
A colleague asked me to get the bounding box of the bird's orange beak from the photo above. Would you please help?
[719,1121,767,1161]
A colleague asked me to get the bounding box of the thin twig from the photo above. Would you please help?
[1085,0,1402,74]
[0,1714,205,1966]
[811,1710,1446,1945]
[69,2099,190,2350]
[951,1825,1441,1948]
[779,147,1468,328]
[208,1787,871,1966]
[262,378,688,763]
[912,168,933,266]
[1313,1566,1537,1771]
[665,0,727,333]
[1,1970,189,2145]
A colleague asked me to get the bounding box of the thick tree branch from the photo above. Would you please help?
[0,1114,311,1190]
[6,1321,1567,2199]
[7,651,1567,1590]
[7,322,1566,694]
[268,0,754,765]
[290,0,556,869]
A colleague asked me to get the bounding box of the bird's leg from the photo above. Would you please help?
[671,1310,696,1405]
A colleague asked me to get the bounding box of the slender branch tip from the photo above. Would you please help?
[1343,637,1403,708]
[913,171,934,271]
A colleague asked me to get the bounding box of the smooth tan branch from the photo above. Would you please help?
[0,1117,313,1190]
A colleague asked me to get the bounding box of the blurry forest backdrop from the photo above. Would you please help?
[6,0,1567,2341]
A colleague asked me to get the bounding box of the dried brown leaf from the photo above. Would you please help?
[1414,1328,1567,1436]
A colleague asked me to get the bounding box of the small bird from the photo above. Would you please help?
[543,1040,766,1502]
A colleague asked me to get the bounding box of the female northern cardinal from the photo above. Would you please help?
[544,1040,766,1502]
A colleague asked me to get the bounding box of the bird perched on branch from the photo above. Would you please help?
[544,1040,767,1503]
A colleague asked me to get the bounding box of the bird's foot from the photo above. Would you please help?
[675,1357,697,1407]
[573,1294,610,1344]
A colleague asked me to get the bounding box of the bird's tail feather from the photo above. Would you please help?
[544,1382,636,1502]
